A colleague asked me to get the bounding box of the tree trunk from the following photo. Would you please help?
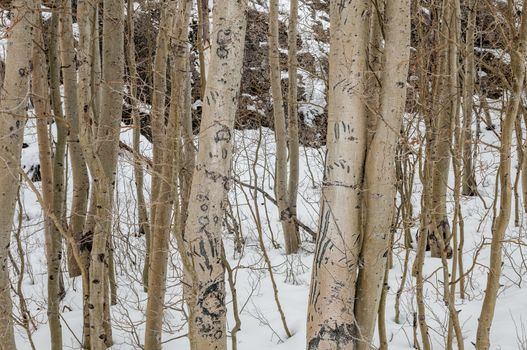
[476,1,527,348]
[306,0,370,348]
[365,0,384,146]
[48,10,67,301]
[33,8,63,348]
[80,0,124,346]
[269,0,299,254]
[184,1,248,349]
[143,1,192,348]
[0,1,33,347]
[64,0,94,346]
[354,0,411,347]
[146,1,173,290]
[429,0,456,259]
[522,111,527,214]
[461,0,478,196]
[197,0,210,97]
[287,0,300,247]
[63,0,90,279]
[125,0,151,292]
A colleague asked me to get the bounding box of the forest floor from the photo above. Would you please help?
[12,106,527,349]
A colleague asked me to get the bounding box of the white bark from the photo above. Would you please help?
[82,0,124,346]
[184,1,248,349]
[306,0,370,349]
[0,1,33,347]
[269,0,299,254]
[476,1,527,348]
[143,0,192,348]
[354,0,411,347]
[33,7,64,347]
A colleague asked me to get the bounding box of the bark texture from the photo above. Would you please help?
[306,0,370,349]
[354,0,411,347]
[0,1,33,347]
[269,0,299,254]
[79,0,124,346]
[287,0,301,251]
[33,9,63,348]
[143,0,192,348]
[184,1,248,349]
[462,0,478,196]
[60,0,90,279]
[476,1,527,348]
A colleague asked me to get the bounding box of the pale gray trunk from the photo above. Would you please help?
[461,0,478,196]
[48,11,67,301]
[287,0,300,248]
[81,0,124,346]
[65,0,91,279]
[33,8,63,348]
[354,0,411,347]
[147,1,173,288]
[0,1,33,347]
[306,0,370,348]
[184,1,248,349]
[365,0,384,146]
[143,1,192,348]
[476,1,527,348]
[269,0,299,254]
[429,0,456,258]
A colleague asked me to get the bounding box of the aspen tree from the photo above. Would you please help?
[354,0,411,347]
[75,0,98,346]
[306,0,370,348]
[143,0,192,347]
[76,0,124,346]
[476,1,527,348]
[180,73,196,225]
[522,112,527,214]
[145,0,173,290]
[428,0,455,258]
[184,1,248,348]
[175,6,196,342]
[443,1,465,348]
[197,0,210,96]
[33,7,63,347]
[60,0,90,279]
[269,0,299,254]
[462,0,478,196]
[59,0,94,345]
[287,0,301,247]
[125,0,151,291]
[48,9,68,286]
[365,0,383,145]
[0,1,33,347]
[169,0,192,233]
[180,0,197,228]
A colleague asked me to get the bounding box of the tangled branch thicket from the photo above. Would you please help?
[1,0,527,349]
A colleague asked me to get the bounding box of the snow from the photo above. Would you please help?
[10,99,527,349]
[475,47,512,65]
[2,4,527,348]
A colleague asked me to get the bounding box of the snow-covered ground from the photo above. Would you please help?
[10,102,527,349]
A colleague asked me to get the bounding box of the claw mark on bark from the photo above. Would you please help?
[216,29,232,59]
[307,322,355,350]
[194,281,226,338]
[214,125,231,143]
